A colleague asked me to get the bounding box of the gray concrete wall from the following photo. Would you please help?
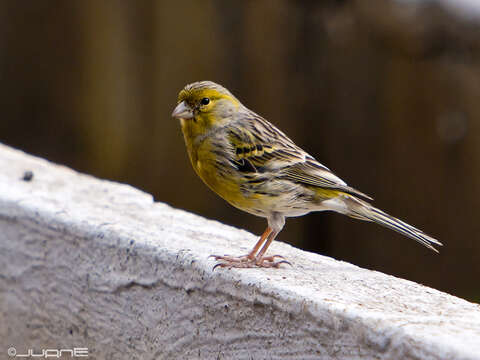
[1,143,479,360]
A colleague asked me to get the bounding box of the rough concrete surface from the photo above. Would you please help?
[0,143,479,360]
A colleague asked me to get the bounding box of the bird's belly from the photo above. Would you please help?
[191,146,323,218]
[195,160,238,199]
[232,180,320,218]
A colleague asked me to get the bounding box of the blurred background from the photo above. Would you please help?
[1,0,479,302]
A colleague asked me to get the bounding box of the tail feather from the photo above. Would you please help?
[343,197,442,252]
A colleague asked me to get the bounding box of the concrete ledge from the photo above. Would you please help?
[0,143,479,359]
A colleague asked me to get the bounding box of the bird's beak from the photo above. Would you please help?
[171,101,194,119]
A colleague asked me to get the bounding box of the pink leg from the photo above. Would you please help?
[253,230,291,268]
[211,227,290,269]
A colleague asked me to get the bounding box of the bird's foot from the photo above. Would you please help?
[209,254,291,270]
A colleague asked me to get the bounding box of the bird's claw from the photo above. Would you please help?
[210,254,291,270]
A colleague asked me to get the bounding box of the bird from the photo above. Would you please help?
[172,80,442,269]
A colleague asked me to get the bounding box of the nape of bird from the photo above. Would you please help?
[172,80,442,269]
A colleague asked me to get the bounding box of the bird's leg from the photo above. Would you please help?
[211,227,274,268]
[245,226,273,260]
[211,225,290,269]
[253,230,291,268]
[210,227,271,263]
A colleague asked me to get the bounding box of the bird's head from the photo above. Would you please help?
[172,81,241,135]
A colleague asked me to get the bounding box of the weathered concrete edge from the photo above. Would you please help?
[1,143,479,359]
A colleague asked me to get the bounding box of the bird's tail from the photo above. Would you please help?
[342,197,443,252]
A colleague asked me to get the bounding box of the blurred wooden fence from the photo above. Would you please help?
[1,0,479,301]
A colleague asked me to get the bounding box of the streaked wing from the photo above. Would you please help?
[227,113,304,173]
[227,112,372,201]
[281,160,373,200]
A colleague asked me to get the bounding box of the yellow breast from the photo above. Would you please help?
[180,120,271,215]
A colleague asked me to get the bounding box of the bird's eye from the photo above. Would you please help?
[200,98,210,105]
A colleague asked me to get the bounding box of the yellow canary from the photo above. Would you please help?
[172,81,442,268]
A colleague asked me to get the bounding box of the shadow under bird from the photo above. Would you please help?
[172,81,442,269]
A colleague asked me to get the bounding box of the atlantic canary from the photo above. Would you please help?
[172,81,442,268]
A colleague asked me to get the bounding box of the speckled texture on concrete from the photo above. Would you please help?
[0,143,479,360]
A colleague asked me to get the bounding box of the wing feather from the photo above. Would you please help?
[281,161,373,200]
[226,112,372,201]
